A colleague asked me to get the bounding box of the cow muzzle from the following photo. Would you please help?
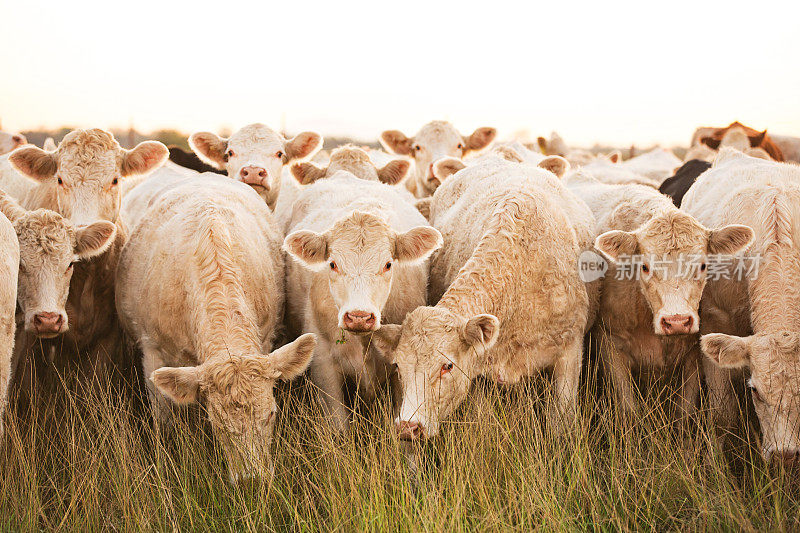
[239,166,270,189]
[396,420,425,441]
[658,314,695,335]
[31,311,67,337]
[342,310,377,333]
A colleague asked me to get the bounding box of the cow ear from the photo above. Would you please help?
[701,333,751,369]
[394,226,443,264]
[9,146,57,181]
[595,230,637,261]
[285,132,323,162]
[708,224,754,255]
[377,159,410,185]
[121,141,168,177]
[380,130,413,156]
[753,129,767,147]
[74,221,117,259]
[432,157,465,183]
[463,127,496,153]
[537,136,548,154]
[189,132,228,169]
[701,137,722,150]
[372,325,402,363]
[291,162,328,185]
[415,197,432,221]
[607,150,622,164]
[0,189,27,224]
[264,333,316,381]
[283,230,329,268]
[538,156,569,178]
[151,366,201,404]
[43,137,57,151]
[461,314,500,350]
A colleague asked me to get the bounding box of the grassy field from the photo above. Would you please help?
[2,347,799,532]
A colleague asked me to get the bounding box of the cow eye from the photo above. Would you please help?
[383,261,392,272]
[414,145,421,152]
[226,149,235,158]
[329,261,337,271]
[66,262,74,273]
[748,382,763,403]
[57,177,63,185]
[641,264,650,274]
[440,362,454,376]
[276,151,284,159]
[112,177,119,186]
[457,143,464,150]
[700,263,707,272]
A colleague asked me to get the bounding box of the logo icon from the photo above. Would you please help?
[578,250,608,282]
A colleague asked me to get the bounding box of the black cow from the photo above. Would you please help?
[168,146,226,174]
[658,159,712,207]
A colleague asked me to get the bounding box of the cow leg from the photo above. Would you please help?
[548,337,583,433]
[605,335,639,416]
[310,337,349,434]
[141,343,173,436]
[678,344,702,421]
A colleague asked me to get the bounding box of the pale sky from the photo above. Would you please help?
[1,0,799,147]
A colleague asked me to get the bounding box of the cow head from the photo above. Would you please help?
[702,332,800,468]
[380,121,496,197]
[291,145,409,186]
[189,124,322,209]
[8,129,167,227]
[151,333,315,482]
[0,190,116,337]
[284,211,441,334]
[596,209,753,335]
[0,131,27,155]
[373,307,500,439]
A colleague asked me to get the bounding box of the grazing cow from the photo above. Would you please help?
[0,131,26,156]
[372,153,598,439]
[0,211,18,437]
[536,131,619,167]
[116,174,307,481]
[694,122,784,162]
[188,123,322,210]
[283,171,442,432]
[620,148,682,184]
[380,121,496,198]
[565,172,753,416]
[687,126,779,163]
[658,159,712,207]
[167,145,225,174]
[4,129,167,380]
[682,149,800,465]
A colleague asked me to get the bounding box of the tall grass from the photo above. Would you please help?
[2,348,799,531]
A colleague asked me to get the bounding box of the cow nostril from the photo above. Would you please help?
[240,168,248,177]
[258,169,267,178]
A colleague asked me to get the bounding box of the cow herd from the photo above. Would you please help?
[0,120,799,482]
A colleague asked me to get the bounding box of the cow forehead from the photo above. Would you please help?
[415,122,461,146]
[15,212,75,259]
[395,308,460,365]
[328,213,394,254]
[58,148,119,179]
[638,212,708,253]
[228,125,283,152]
[202,356,275,405]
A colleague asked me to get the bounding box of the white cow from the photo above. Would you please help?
[117,173,309,481]
[682,149,800,465]
[283,171,442,432]
[0,210,18,437]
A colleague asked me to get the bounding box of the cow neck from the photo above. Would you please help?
[189,208,261,363]
[748,244,800,333]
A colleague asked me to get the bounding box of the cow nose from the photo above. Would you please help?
[239,166,269,188]
[660,314,693,335]
[34,312,64,335]
[342,311,377,332]
[396,420,424,441]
